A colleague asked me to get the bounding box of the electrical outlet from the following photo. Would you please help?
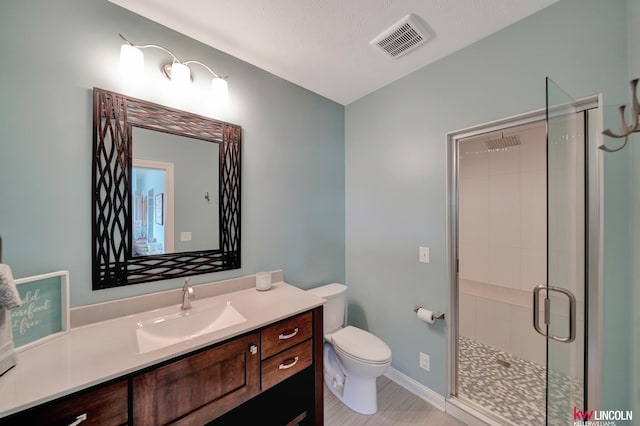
[419,352,430,371]
[419,247,430,263]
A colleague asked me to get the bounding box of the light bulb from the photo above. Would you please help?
[119,44,143,79]
[170,62,191,88]
[211,77,228,106]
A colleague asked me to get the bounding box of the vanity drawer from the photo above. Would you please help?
[261,311,312,360]
[261,340,313,391]
[0,380,128,426]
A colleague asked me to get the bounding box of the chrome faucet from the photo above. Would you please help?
[181,278,195,310]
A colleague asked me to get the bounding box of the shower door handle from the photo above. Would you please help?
[532,284,576,343]
[532,285,549,338]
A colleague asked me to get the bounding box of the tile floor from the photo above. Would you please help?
[324,376,464,425]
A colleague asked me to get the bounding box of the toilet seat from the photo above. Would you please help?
[331,326,392,365]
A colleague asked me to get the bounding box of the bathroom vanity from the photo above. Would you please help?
[0,280,325,425]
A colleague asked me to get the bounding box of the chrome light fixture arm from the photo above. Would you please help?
[119,33,182,64]
[119,33,226,80]
[118,33,229,103]
[184,60,227,80]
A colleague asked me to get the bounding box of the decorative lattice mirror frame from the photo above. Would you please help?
[92,88,241,289]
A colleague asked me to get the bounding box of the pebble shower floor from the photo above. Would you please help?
[457,336,583,426]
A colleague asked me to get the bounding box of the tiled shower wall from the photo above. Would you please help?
[459,279,546,366]
[459,122,547,291]
[458,122,547,366]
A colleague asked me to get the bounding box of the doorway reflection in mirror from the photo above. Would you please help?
[132,160,175,256]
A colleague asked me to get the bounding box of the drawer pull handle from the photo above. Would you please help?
[279,356,299,370]
[278,328,299,340]
[69,413,88,426]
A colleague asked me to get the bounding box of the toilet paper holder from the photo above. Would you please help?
[413,306,445,320]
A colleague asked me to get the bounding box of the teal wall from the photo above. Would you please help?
[0,0,345,306]
[345,0,631,405]
[628,0,640,416]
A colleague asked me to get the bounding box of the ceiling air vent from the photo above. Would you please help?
[370,14,432,59]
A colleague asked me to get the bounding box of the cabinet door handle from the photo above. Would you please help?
[69,413,88,426]
[278,327,299,340]
[248,344,258,355]
[279,356,299,370]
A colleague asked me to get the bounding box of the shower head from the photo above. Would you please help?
[485,134,521,151]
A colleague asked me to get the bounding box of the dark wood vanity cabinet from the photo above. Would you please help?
[131,309,323,425]
[213,308,322,425]
[132,333,261,425]
[0,307,323,426]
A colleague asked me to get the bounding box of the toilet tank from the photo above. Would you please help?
[307,283,347,334]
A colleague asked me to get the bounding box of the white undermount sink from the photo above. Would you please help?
[135,301,247,354]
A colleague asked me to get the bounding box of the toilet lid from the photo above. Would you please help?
[331,326,391,364]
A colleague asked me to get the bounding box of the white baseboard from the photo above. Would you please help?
[384,367,446,412]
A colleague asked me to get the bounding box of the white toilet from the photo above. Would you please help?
[307,283,392,415]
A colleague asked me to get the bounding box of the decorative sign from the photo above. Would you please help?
[10,271,69,351]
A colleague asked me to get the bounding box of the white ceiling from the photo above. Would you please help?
[109,0,559,105]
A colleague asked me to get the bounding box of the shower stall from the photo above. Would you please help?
[457,121,550,424]
[447,79,602,426]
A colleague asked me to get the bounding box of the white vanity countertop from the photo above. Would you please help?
[0,282,325,418]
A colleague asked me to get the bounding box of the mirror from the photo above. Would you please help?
[92,88,241,289]
[131,127,220,256]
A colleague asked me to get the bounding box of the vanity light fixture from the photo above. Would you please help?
[118,33,229,104]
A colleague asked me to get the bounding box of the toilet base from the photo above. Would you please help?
[324,371,378,415]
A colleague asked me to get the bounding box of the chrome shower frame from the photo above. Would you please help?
[444,95,603,424]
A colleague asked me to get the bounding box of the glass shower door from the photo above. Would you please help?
[539,77,586,425]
